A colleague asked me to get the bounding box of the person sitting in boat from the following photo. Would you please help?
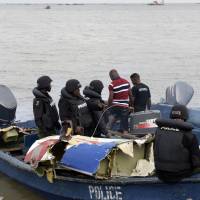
[83,80,108,137]
[154,104,200,183]
[58,79,93,136]
[130,73,151,112]
[33,76,61,138]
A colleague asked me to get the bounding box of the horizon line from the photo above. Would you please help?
[0,2,200,4]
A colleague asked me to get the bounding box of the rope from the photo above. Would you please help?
[91,104,118,137]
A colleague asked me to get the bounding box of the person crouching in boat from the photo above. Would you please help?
[58,79,93,136]
[154,104,200,183]
[33,76,61,138]
[83,80,108,137]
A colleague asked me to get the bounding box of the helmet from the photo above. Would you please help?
[170,104,189,121]
[37,76,52,90]
[65,79,81,93]
[89,80,104,94]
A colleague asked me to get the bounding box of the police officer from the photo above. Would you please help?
[154,104,200,182]
[83,80,108,137]
[58,79,93,136]
[130,73,151,112]
[33,76,61,138]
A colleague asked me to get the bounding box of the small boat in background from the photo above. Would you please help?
[45,5,51,9]
[148,0,165,5]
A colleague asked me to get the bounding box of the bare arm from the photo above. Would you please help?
[108,90,113,106]
[128,88,134,107]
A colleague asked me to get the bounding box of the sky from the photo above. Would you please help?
[0,0,199,3]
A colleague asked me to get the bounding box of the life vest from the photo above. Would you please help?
[154,118,193,172]
[83,86,107,136]
[33,88,59,130]
[61,88,93,128]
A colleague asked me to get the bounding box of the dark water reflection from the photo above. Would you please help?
[0,173,44,200]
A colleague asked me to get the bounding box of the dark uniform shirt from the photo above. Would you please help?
[132,83,151,112]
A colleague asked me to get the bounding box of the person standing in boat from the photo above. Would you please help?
[83,80,108,137]
[107,69,133,135]
[130,73,151,112]
[58,79,93,136]
[154,104,200,183]
[33,76,61,138]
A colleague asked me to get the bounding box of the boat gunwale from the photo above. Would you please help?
[1,150,200,186]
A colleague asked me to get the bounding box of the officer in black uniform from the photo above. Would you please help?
[83,80,108,137]
[33,76,61,138]
[130,73,151,112]
[58,79,93,136]
[154,104,200,182]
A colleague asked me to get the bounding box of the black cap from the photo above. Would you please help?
[170,104,189,121]
[37,76,52,89]
[89,80,104,94]
[65,79,81,93]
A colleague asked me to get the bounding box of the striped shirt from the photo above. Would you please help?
[109,77,130,107]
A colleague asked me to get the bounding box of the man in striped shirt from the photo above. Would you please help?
[108,69,133,134]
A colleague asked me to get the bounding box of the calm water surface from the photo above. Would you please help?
[0,172,44,199]
[0,3,200,199]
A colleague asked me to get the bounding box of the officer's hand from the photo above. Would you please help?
[97,102,106,111]
[97,102,104,109]
[129,106,134,113]
[76,126,84,135]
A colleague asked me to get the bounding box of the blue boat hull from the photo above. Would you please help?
[1,150,200,200]
[1,105,200,200]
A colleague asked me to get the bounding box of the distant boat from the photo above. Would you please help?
[148,0,164,5]
[45,5,51,9]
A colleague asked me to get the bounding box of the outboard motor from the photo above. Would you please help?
[0,85,17,126]
[129,110,160,135]
[152,81,194,123]
[165,81,194,106]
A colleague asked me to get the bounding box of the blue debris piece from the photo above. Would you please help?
[60,142,117,175]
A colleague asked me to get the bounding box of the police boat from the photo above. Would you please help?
[1,83,200,200]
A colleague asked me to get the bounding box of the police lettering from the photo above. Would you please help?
[88,185,123,200]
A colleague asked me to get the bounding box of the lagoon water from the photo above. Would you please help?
[0,3,200,199]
